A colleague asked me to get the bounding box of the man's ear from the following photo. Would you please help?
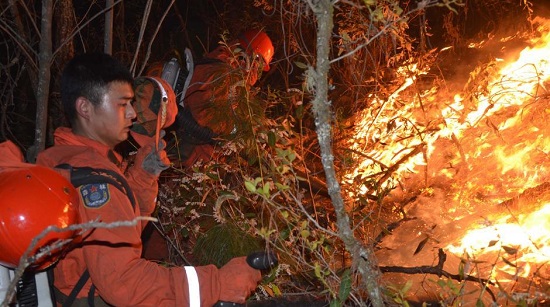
[75,97,92,120]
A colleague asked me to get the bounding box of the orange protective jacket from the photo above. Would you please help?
[185,58,236,136]
[36,127,224,306]
[0,140,27,168]
[177,46,248,167]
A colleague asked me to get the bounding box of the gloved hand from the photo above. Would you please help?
[134,130,170,176]
[218,257,262,304]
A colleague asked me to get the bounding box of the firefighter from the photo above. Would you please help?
[114,75,179,165]
[36,52,262,306]
[172,29,275,167]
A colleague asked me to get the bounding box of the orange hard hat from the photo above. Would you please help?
[238,29,274,72]
[132,76,178,137]
[0,165,79,270]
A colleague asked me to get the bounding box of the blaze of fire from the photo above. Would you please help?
[442,23,550,140]
[344,17,550,289]
[446,20,550,275]
[345,22,550,192]
[447,202,550,280]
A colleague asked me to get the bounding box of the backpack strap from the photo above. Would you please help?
[62,269,90,307]
[54,163,138,306]
[56,163,137,210]
[87,284,96,307]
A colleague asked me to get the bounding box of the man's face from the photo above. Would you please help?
[88,81,136,148]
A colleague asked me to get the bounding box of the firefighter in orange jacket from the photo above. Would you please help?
[173,29,274,167]
[36,52,261,306]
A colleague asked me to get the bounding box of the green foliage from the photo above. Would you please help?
[160,80,346,301]
[385,280,413,307]
[192,223,262,267]
[330,269,353,307]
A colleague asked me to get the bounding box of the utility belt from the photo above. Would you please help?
[53,286,110,307]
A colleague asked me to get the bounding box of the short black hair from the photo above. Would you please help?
[61,53,134,126]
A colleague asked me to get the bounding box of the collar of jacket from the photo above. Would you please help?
[53,127,124,167]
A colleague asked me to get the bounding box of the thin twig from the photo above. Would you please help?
[379,248,497,302]
[137,0,176,77]
[52,0,123,60]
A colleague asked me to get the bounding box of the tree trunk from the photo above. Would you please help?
[27,0,53,162]
[8,0,38,94]
[104,0,114,54]
[307,0,385,305]
[54,0,75,68]
[49,0,75,140]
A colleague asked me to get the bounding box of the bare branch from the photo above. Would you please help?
[129,0,153,76]
[52,0,123,60]
[306,0,386,305]
[136,0,176,77]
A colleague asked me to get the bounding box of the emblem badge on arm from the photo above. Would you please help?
[80,183,110,208]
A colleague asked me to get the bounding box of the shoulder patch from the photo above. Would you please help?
[80,183,110,208]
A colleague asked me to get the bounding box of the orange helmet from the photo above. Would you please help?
[0,165,79,270]
[238,29,274,72]
[132,76,178,137]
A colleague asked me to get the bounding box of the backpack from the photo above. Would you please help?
[119,49,217,164]
[162,50,223,147]
[160,48,194,109]
[0,268,54,307]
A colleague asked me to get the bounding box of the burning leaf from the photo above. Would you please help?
[502,245,518,255]
[413,236,430,255]
[502,257,518,268]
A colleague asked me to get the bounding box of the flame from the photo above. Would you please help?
[447,202,550,281]
[448,203,550,261]
[345,17,550,295]
[343,63,429,195]
[445,20,550,277]
[345,24,550,194]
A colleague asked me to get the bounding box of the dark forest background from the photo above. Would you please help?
[2,0,545,154]
[2,1,550,305]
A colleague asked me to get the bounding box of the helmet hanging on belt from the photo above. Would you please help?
[0,165,79,270]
